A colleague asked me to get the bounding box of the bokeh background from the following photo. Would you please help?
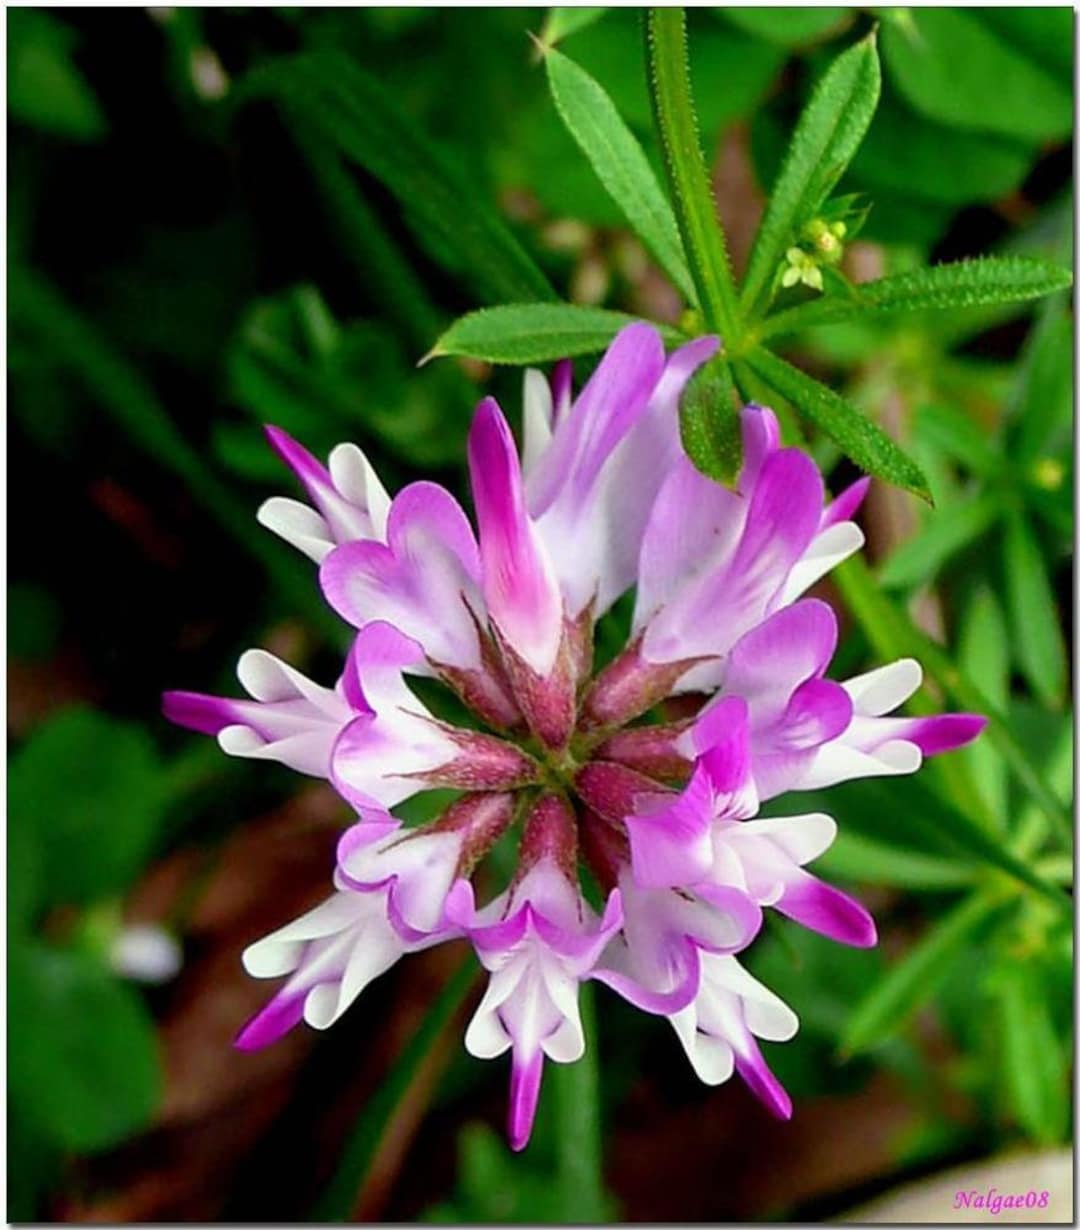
[7,7,1073,1222]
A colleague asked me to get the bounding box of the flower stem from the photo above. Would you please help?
[645,7,740,342]
[551,982,610,1221]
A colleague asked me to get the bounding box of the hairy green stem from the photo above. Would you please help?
[645,8,740,341]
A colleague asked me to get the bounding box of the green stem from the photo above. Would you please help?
[834,555,1073,852]
[551,982,609,1222]
[645,8,740,341]
[313,957,478,1221]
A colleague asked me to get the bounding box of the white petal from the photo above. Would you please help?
[780,522,864,605]
[328,442,391,539]
[256,496,334,563]
[522,369,554,475]
[843,658,923,716]
[670,1008,735,1085]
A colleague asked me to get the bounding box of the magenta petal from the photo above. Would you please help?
[775,868,877,948]
[527,322,665,516]
[725,599,838,699]
[822,476,871,528]
[779,678,854,750]
[626,765,715,889]
[508,1049,545,1152]
[468,398,562,675]
[265,425,331,500]
[732,449,824,590]
[591,941,703,1015]
[899,713,988,756]
[550,358,573,424]
[162,690,238,736]
[234,990,306,1051]
[738,404,782,491]
[734,1033,792,1120]
[695,696,753,796]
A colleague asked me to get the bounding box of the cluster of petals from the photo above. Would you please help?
[165,322,984,1150]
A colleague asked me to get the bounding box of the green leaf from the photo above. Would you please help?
[817,830,977,892]
[744,347,931,501]
[1011,302,1074,463]
[994,965,1070,1144]
[10,265,336,638]
[544,48,694,302]
[841,892,1003,1055]
[716,7,849,47]
[9,942,161,1152]
[850,95,1036,208]
[427,303,683,365]
[880,9,1071,143]
[977,8,1073,88]
[9,708,165,907]
[760,257,1073,338]
[541,7,608,47]
[740,33,880,315]
[959,588,1010,827]
[313,959,477,1220]
[834,554,1072,852]
[646,8,740,338]
[679,357,741,484]
[8,9,107,141]
[1004,511,1067,709]
[913,403,1001,478]
[243,52,554,306]
[878,492,1000,589]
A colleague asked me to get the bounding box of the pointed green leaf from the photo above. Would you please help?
[817,831,977,892]
[646,8,739,338]
[995,965,1070,1144]
[959,587,1010,826]
[1011,301,1073,463]
[741,33,880,315]
[841,892,1004,1055]
[878,493,1000,589]
[914,403,1001,478]
[1004,511,1066,708]
[760,257,1072,338]
[242,52,554,306]
[744,347,931,501]
[541,7,608,47]
[544,48,695,302]
[834,554,1072,851]
[678,357,741,485]
[428,304,683,366]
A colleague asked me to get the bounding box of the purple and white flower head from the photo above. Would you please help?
[165,322,984,1149]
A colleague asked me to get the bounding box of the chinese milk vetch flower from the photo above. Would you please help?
[164,322,986,1149]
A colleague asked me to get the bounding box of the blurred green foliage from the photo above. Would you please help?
[7,5,1073,1222]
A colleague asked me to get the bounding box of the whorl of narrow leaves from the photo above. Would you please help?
[840,892,1002,1055]
[426,304,684,365]
[878,492,999,589]
[679,358,742,485]
[745,348,932,502]
[646,8,739,338]
[1004,511,1067,709]
[761,256,1074,337]
[741,31,880,315]
[543,47,695,302]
